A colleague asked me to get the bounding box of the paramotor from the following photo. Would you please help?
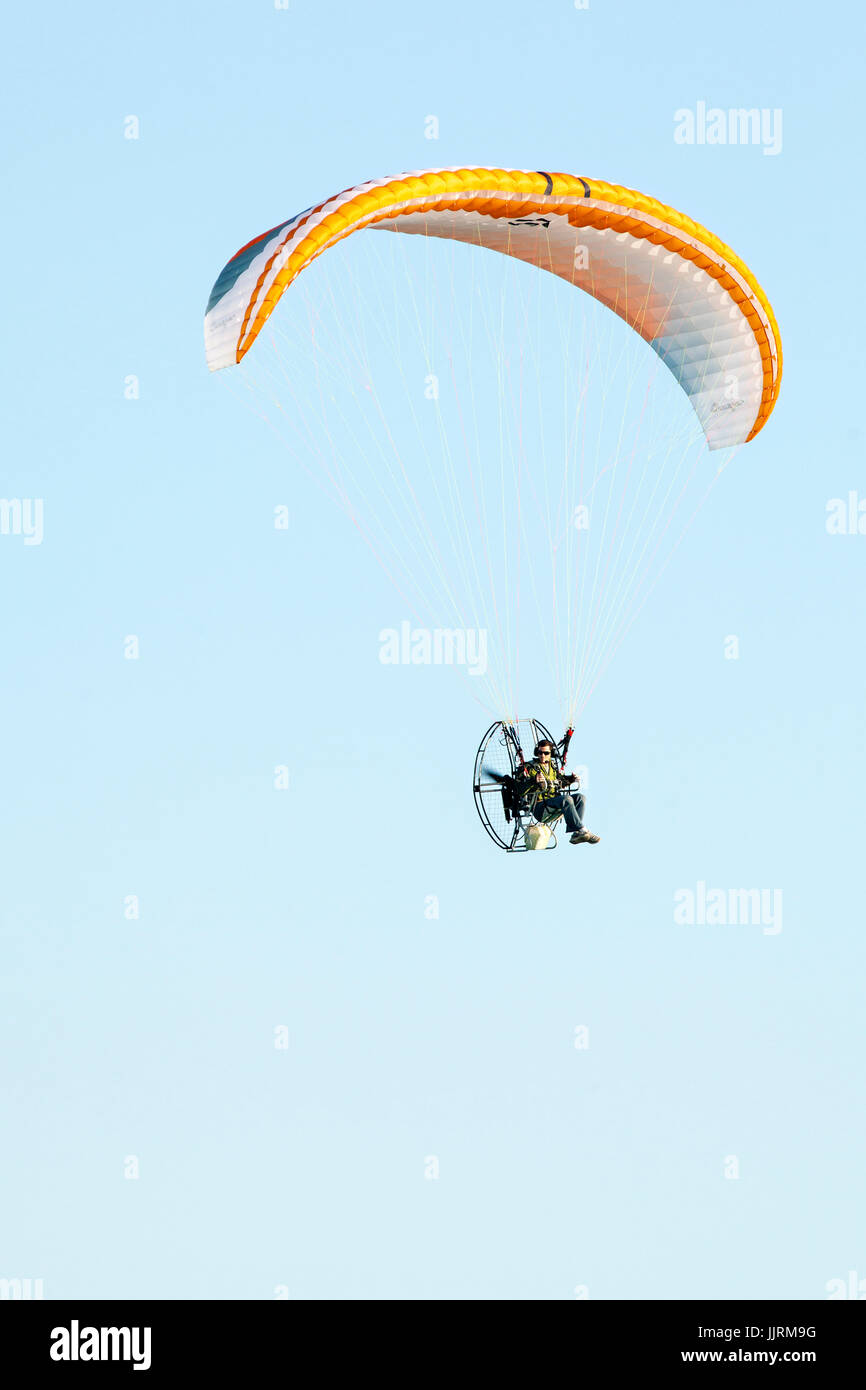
[473,718,576,852]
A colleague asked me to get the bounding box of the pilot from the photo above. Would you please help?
[519,741,600,846]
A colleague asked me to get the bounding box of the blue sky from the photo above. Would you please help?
[1,0,864,1300]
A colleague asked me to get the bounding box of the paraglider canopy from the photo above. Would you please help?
[205,165,782,729]
[205,166,782,449]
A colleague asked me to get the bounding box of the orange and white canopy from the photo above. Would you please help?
[204,167,781,449]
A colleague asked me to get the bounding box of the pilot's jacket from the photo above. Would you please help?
[518,759,577,803]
